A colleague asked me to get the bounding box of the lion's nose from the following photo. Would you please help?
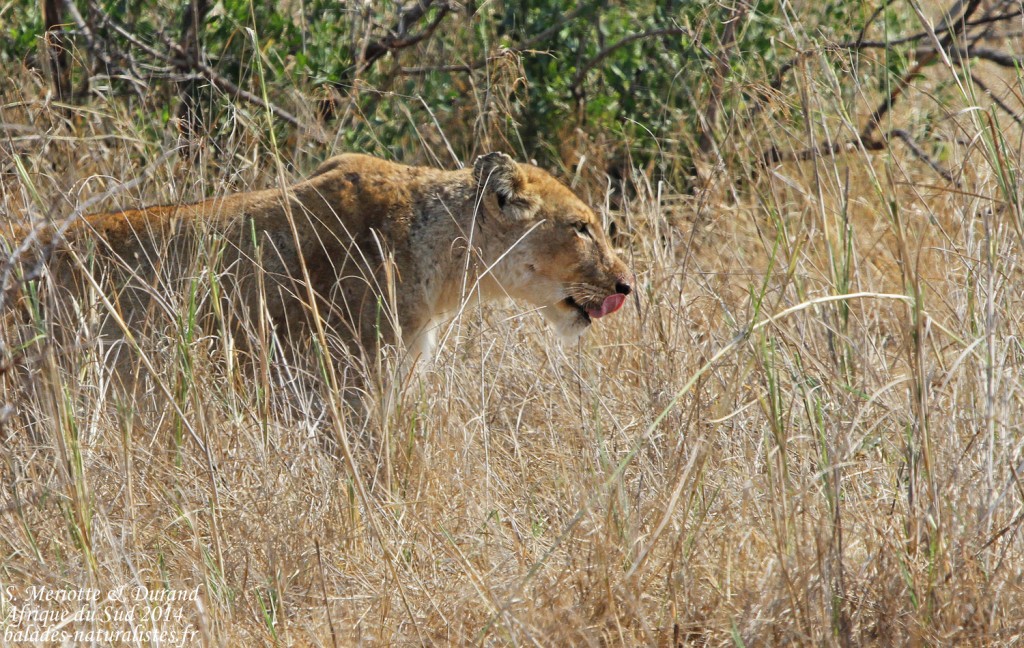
[615,280,632,296]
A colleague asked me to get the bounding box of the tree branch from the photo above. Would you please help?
[885,128,958,185]
[852,0,897,50]
[756,1,1021,115]
[398,2,604,77]
[943,45,1024,67]
[60,0,151,98]
[569,27,693,94]
[176,0,211,151]
[170,46,309,132]
[765,128,957,186]
[698,2,750,154]
[359,1,453,73]
[968,73,1024,126]
[90,8,319,138]
[42,0,71,101]
[861,0,983,140]
[840,7,1023,49]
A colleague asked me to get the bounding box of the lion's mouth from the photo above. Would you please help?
[564,296,592,324]
[563,293,626,323]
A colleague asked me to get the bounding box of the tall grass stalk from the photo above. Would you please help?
[2,5,1024,643]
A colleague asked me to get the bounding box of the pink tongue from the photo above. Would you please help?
[586,293,626,319]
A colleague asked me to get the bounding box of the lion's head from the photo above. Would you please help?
[473,152,633,339]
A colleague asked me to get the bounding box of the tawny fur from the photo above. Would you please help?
[4,153,631,366]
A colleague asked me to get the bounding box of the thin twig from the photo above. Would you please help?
[78,5,319,137]
[861,0,984,140]
[158,26,323,137]
[42,0,71,100]
[758,1,1020,115]
[859,60,926,141]
[402,2,603,76]
[968,73,1024,126]
[886,128,959,185]
[943,45,1024,67]
[852,0,897,49]
[176,0,211,148]
[841,8,1023,49]
[514,2,601,53]
[191,54,306,128]
[764,137,885,164]
[398,63,476,75]
[570,27,693,93]
[359,0,453,73]
[698,2,750,154]
[61,0,148,97]
[765,127,958,186]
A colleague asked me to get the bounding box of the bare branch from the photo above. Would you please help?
[765,128,957,186]
[359,1,453,72]
[698,2,750,154]
[570,27,693,94]
[861,0,984,140]
[885,128,958,185]
[758,1,1021,115]
[764,138,885,164]
[842,8,1023,49]
[398,63,476,75]
[173,48,309,132]
[969,73,1024,126]
[944,45,1024,67]
[852,0,897,50]
[859,60,925,141]
[399,2,604,77]
[514,2,601,53]
[176,0,211,151]
[91,7,319,138]
[60,0,147,98]
[41,0,71,100]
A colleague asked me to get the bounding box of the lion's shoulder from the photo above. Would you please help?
[308,153,408,180]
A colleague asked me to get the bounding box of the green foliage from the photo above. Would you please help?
[1,1,912,181]
[1,3,43,66]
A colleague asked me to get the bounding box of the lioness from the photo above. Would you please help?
[5,152,632,371]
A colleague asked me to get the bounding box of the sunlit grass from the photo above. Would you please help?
[3,14,1024,648]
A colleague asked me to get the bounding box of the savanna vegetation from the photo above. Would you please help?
[2,0,1024,644]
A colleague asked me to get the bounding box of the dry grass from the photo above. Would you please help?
[3,21,1024,648]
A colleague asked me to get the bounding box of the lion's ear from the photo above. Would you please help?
[473,152,527,210]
